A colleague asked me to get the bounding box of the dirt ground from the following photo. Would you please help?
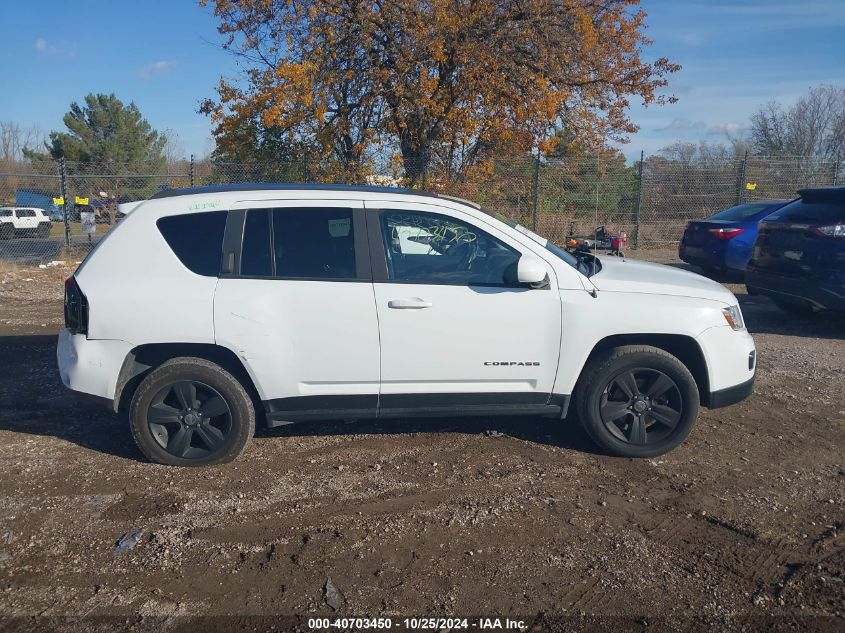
[0,250,843,632]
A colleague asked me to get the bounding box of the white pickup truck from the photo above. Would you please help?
[0,207,52,238]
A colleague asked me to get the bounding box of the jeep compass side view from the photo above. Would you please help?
[58,184,756,466]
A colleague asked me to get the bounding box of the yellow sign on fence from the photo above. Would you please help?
[53,196,64,206]
[74,196,90,205]
[745,182,757,191]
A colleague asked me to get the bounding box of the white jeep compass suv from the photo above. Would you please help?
[57,184,756,466]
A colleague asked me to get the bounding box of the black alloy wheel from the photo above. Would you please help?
[599,368,683,446]
[147,380,232,459]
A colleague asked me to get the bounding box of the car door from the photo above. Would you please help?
[365,202,563,416]
[16,209,37,231]
[214,200,381,423]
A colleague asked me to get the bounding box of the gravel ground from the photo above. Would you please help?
[0,250,843,631]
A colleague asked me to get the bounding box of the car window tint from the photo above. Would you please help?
[241,209,273,276]
[708,203,779,222]
[0,210,11,217]
[272,208,356,279]
[765,198,845,223]
[157,211,227,276]
[17,210,36,217]
[380,210,520,285]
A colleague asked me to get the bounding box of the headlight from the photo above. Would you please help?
[722,304,745,330]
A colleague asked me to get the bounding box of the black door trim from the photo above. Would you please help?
[263,392,570,426]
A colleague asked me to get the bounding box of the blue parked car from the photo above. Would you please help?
[679,200,790,274]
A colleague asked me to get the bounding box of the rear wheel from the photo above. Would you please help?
[37,224,51,237]
[575,345,700,458]
[129,357,255,466]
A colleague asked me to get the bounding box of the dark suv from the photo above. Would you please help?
[746,187,845,314]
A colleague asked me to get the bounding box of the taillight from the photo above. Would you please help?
[64,276,89,335]
[811,222,845,238]
[708,227,744,240]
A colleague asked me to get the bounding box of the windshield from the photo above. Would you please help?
[708,202,785,222]
[495,215,600,277]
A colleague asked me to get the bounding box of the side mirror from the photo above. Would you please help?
[517,256,549,288]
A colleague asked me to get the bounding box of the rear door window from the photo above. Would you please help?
[273,208,357,279]
[157,211,227,276]
[238,207,358,279]
[240,209,273,276]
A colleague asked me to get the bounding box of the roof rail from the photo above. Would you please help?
[148,182,445,200]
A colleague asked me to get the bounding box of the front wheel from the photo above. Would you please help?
[575,345,700,458]
[129,357,255,466]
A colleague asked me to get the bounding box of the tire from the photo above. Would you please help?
[129,357,255,466]
[574,345,700,458]
[772,298,818,317]
[38,224,50,237]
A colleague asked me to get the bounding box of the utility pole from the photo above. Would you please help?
[633,150,644,249]
[531,151,541,230]
[736,151,749,205]
[59,157,70,247]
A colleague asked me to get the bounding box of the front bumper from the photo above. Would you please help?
[695,325,756,408]
[57,328,132,404]
[707,375,755,409]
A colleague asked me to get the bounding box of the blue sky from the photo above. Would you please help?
[1,0,843,161]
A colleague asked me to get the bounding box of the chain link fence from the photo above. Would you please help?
[1,152,841,266]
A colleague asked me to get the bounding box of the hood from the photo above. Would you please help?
[590,256,736,305]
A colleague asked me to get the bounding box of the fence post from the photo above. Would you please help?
[736,151,749,205]
[531,151,541,230]
[59,157,70,248]
[633,150,644,249]
[302,153,309,184]
[189,154,195,187]
[834,151,841,186]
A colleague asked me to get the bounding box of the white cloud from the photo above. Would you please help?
[707,122,747,137]
[33,37,75,58]
[656,118,706,132]
[138,60,177,80]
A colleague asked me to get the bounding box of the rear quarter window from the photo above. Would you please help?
[157,211,227,276]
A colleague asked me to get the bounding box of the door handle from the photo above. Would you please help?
[388,298,432,309]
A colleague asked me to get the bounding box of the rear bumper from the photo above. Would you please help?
[57,328,131,405]
[746,268,845,312]
[679,243,728,269]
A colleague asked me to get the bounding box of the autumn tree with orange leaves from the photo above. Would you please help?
[200,0,678,183]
